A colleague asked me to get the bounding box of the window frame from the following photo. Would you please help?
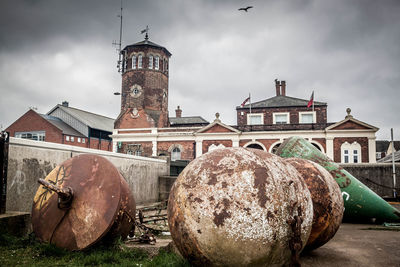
[138,54,143,69]
[341,142,362,163]
[155,56,160,70]
[247,113,264,125]
[171,147,181,161]
[273,112,290,124]
[131,55,136,69]
[148,55,153,69]
[299,111,316,124]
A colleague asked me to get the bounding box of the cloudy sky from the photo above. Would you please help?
[0,0,399,139]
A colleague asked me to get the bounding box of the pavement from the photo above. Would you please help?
[302,223,400,267]
[127,223,400,266]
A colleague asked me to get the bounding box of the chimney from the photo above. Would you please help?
[62,101,69,107]
[275,79,281,96]
[281,80,286,96]
[175,105,182,118]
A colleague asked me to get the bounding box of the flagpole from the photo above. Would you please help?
[249,93,252,114]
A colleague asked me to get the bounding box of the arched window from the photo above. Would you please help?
[341,141,361,163]
[155,56,160,70]
[148,55,153,69]
[171,147,181,161]
[131,55,136,69]
[247,143,264,150]
[138,55,143,68]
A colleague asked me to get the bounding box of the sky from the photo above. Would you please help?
[0,0,399,140]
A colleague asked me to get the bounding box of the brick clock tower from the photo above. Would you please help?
[114,35,172,129]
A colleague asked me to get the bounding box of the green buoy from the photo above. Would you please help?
[275,136,400,222]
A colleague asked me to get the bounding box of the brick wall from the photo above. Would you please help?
[158,141,195,161]
[334,137,369,163]
[6,109,62,144]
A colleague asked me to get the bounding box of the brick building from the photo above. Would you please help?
[112,38,378,163]
[6,101,113,151]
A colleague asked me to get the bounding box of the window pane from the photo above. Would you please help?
[138,55,142,68]
[354,155,358,163]
[155,56,159,70]
[301,114,313,123]
[344,155,349,163]
[132,56,136,69]
[353,150,358,155]
[249,115,262,125]
[149,56,153,69]
[275,114,287,124]
[344,150,348,155]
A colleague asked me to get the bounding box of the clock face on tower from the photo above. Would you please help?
[130,84,143,98]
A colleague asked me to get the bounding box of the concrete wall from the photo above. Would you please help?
[6,137,168,213]
[341,163,400,198]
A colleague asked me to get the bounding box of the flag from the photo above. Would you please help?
[241,96,250,107]
[307,91,314,108]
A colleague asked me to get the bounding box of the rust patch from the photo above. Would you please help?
[208,196,215,202]
[267,210,274,220]
[253,167,269,208]
[194,197,203,203]
[221,181,228,188]
[207,173,218,185]
[213,198,231,227]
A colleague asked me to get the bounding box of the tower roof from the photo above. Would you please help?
[123,39,172,57]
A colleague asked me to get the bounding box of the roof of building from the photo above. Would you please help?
[40,114,85,137]
[238,95,327,109]
[377,150,400,163]
[123,39,172,57]
[169,116,209,126]
[376,140,400,152]
[47,105,115,133]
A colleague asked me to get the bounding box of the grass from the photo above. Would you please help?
[0,233,189,267]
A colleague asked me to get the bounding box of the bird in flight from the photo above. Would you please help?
[238,6,253,12]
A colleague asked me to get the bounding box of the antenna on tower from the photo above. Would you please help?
[112,0,124,73]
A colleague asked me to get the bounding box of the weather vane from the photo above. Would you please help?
[141,25,149,40]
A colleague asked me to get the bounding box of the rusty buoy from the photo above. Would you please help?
[285,158,344,250]
[31,154,136,250]
[168,147,313,266]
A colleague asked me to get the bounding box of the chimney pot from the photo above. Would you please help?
[275,79,281,96]
[62,101,69,107]
[175,105,182,118]
[281,81,286,96]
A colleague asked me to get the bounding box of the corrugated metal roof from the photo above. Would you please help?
[40,114,85,137]
[238,95,327,109]
[377,150,400,163]
[49,105,114,132]
[170,116,209,125]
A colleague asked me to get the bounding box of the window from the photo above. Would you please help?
[15,131,45,141]
[155,56,159,70]
[376,152,382,159]
[299,111,315,124]
[138,55,143,68]
[82,138,85,144]
[344,150,349,163]
[247,113,263,125]
[78,137,81,143]
[135,150,142,156]
[171,147,181,161]
[341,142,361,163]
[273,113,289,124]
[148,55,153,69]
[353,150,358,163]
[132,55,136,69]
[71,136,75,142]
[66,136,70,141]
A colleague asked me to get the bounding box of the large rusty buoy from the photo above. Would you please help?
[168,147,313,266]
[285,158,344,250]
[31,154,136,250]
